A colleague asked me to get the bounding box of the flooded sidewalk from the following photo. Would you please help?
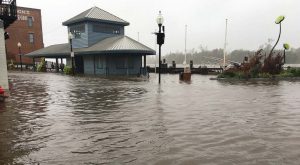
[1,72,300,164]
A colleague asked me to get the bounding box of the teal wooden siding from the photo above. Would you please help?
[69,23,88,48]
[83,55,142,75]
[87,22,124,46]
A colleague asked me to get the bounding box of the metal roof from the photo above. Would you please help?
[26,36,156,58]
[62,7,129,26]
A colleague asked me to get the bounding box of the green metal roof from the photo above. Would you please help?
[26,36,156,58]
[62,7,129,26]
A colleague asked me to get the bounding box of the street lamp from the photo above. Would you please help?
[17,42,22,71]
[68,32,75,76]
[156,11,165,84]
[270,15,285,56]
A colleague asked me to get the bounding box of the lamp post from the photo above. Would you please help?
[156,11,165,84]
[68,32,74,76]
[270,16,285,56]
[17,42,22,71]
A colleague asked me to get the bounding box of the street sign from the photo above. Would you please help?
[71,52,74,57]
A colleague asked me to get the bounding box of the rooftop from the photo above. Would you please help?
[62,7,130,26]
[26,36,155,58]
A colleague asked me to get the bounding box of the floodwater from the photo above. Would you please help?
[1,72,300,165]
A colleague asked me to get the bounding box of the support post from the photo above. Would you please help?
[55,58,59,73]
[144,55,146,75]
[69,37,74,76]
[0,19,9,90]
[33,58,36,72]
[93,55,96,75]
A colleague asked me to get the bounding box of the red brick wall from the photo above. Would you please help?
[5,7,44,65]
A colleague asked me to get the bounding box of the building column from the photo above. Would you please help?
[126,56,129,76]
[60,58,63,72]
[55,58,59,73]
[33,58,36,72]
[0,20,9,90]
[93,55,96,75]
[143,55,146,75]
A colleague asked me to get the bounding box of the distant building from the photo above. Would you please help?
[26,7,155,76]
[5,6,44,65]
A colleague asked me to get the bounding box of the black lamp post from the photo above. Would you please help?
[17,42,22,71]
[68,32,75,76]
[156,11,165,84]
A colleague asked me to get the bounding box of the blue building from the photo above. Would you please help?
[26,7,155,76]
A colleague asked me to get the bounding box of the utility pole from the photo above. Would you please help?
[184,24,187,65]
[223,19,228,68]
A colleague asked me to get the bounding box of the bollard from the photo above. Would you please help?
[172,61,176,68]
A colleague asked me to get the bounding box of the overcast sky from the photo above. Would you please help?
[19,0,300,55]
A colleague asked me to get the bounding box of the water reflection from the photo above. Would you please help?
[0,73,300,164]
[0,73,49,164]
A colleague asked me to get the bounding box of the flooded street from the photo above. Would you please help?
[1,72,300,164]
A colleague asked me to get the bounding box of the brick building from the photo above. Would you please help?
[5,6,43,65]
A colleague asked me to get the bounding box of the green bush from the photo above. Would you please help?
[279,71,294,78]
[7,59,15,70]
[63,66,72,75]
[250,65,260,78]
[258,72,272,78]
[285,68,300,77]
[37,58,47,72]
[217,71,237,78]
[236,72,248,79]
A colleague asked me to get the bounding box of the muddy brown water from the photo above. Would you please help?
[0,72,300,164]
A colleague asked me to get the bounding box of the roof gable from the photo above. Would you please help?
[62,7,129,26]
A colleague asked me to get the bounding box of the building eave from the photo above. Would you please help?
[62,18,130,26]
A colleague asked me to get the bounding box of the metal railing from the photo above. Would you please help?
[0,0,17,28]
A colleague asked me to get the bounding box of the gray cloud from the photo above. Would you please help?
[19,0,300,55]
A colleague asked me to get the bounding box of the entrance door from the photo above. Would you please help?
[75,56,84,74]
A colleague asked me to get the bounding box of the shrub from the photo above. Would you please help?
[262,52,284,75]
[217,71,236,78]
[7,59,15,70]
[279,71,294,78]
[285,68,300,77]
[37,58,47,72]
[236,72,248,79]
[258,72,273,78]
[63,66,72,75]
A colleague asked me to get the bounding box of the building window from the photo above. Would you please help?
[28,33,34,43]
[28,17,33,27]
[97,56,104,69]
[116,57,126,69]
[93,24,120,34]
[70,24,85,38]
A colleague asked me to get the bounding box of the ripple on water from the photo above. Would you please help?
[0,72,300,164]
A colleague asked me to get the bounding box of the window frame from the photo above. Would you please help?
[93,24,121,34]
[28,33,34,44]
[70,24,85,39]
[27,16,33,27]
